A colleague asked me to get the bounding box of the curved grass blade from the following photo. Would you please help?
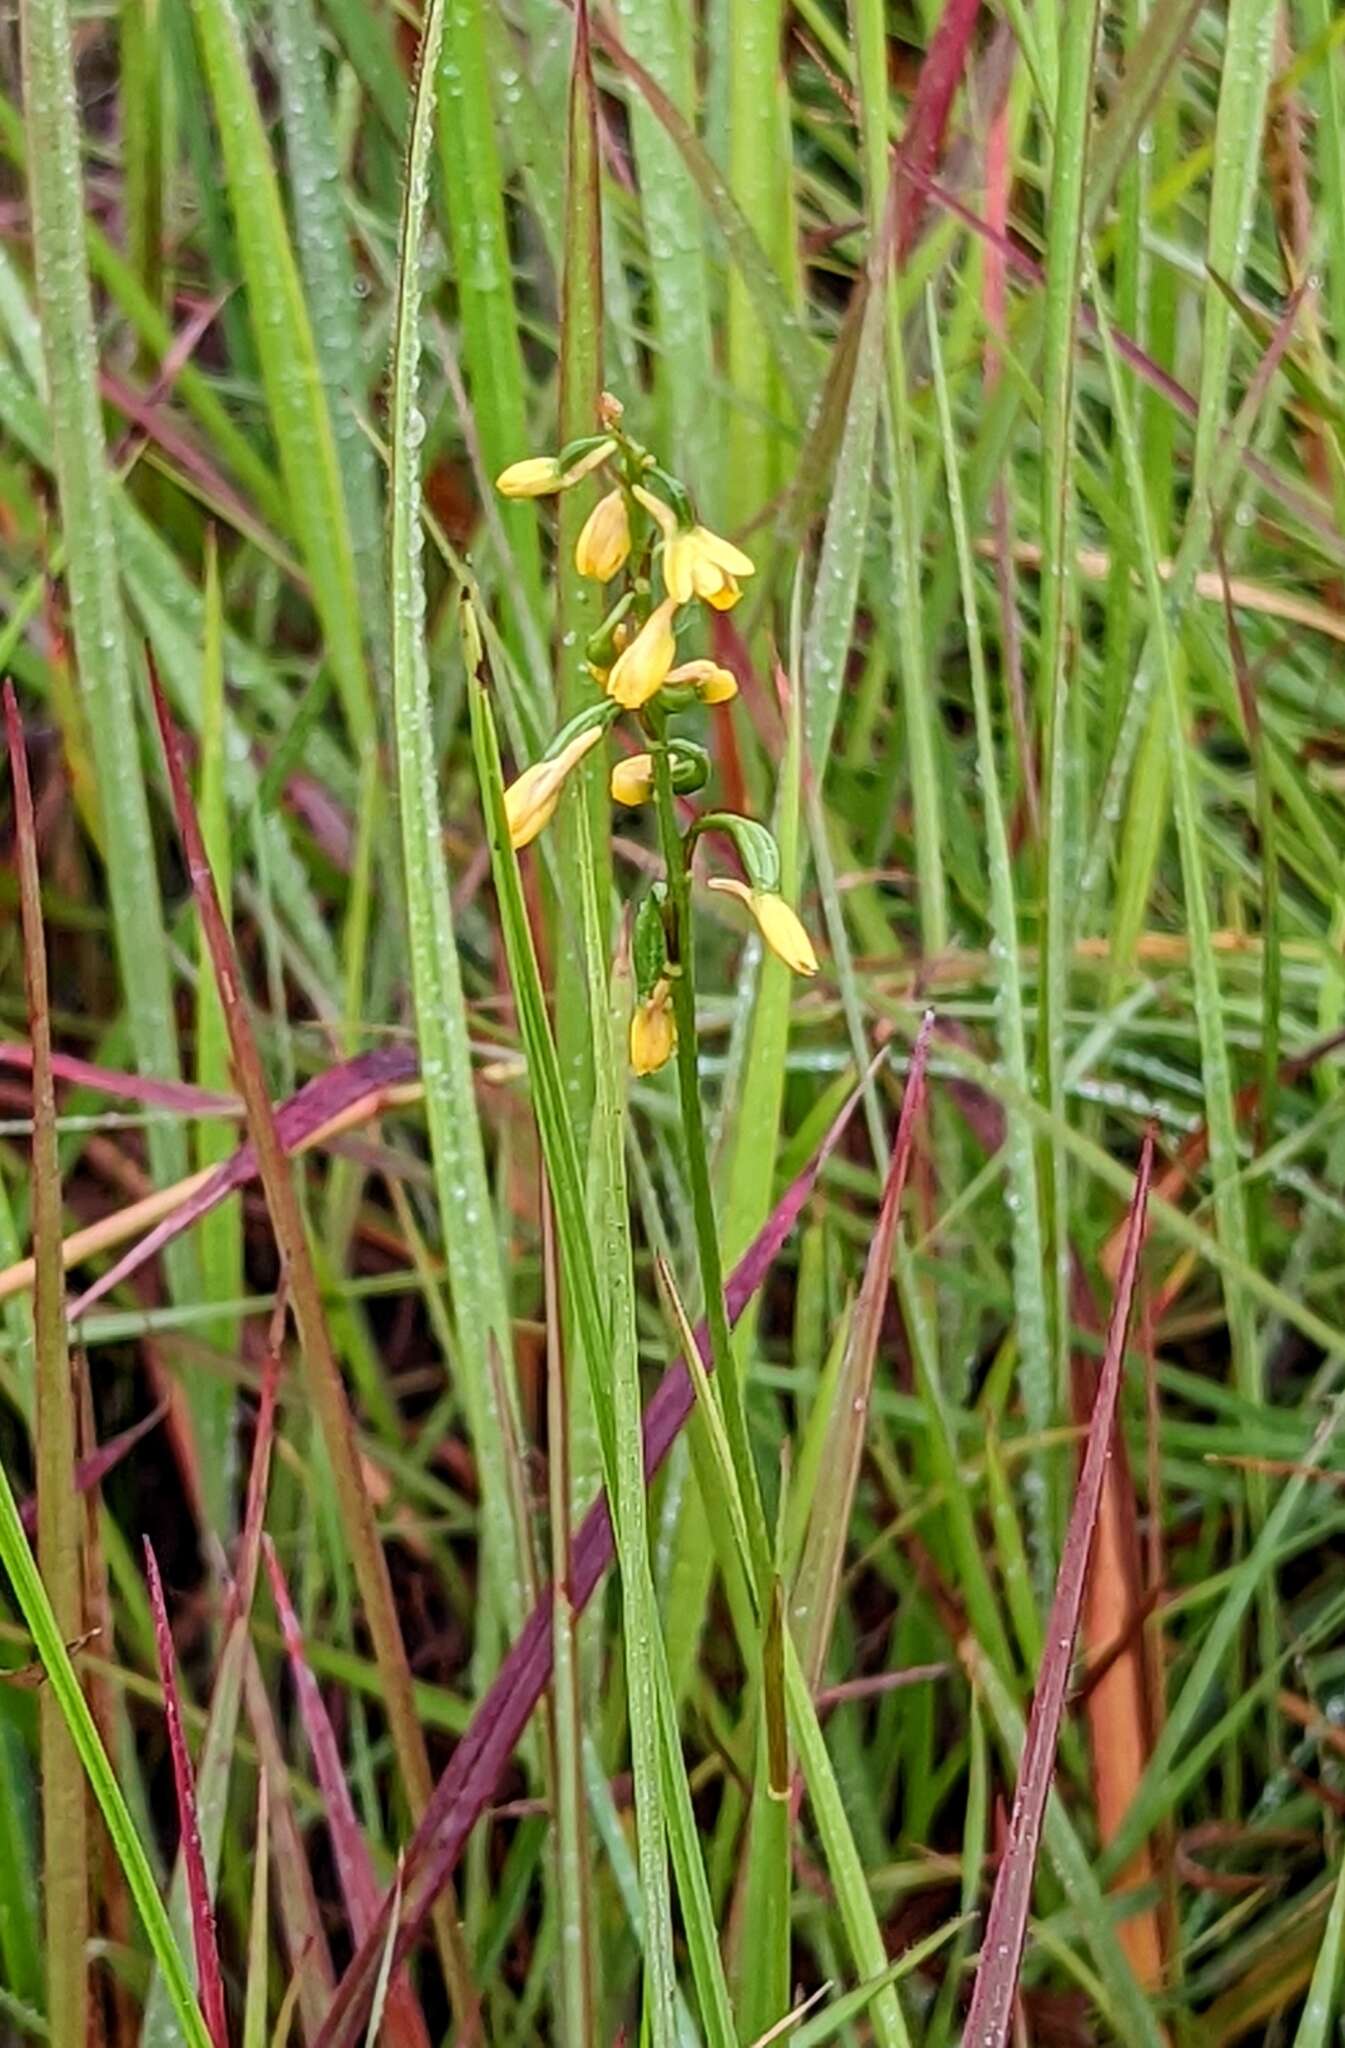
[64,1046,419,1322]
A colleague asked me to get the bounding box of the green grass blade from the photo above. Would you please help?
[1295,1851,1345,2048]
[17,0,192,1264]
[270,0,389,672]
[1034,0,1103,1556]
[193,532,240,1536]
[436,0,545,644]
[610,0,717,488]
[189,0,374,750]
[387,0,523,1649]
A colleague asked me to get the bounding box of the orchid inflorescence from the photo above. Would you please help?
[495,395,818,1076]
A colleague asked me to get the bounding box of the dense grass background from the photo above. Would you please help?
[2,0,1345,2039]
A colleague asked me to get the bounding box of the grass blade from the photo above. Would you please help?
[312,1094,866,2045]
[386,0,523,1652]
[147,664,479,2020]
[17,0,192,1282]
[188,0,374,749]
[5,683,88,2048]
[263,1540,431,2048]
[963,1131,1154,2047]
[143,1541,229,2048]
[243,1776,271,2048]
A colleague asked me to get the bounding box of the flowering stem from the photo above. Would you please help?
[645,712,772,1589]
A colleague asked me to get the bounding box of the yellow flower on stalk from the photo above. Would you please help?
[664,528,754,609]
[708,878,819,976]
[607,598,678,710]
[610,753,655,807]
[503,727,604,850]
[666,659,738,705]
[497,439,615,499]
[575,489,631,581]
[630,978,677,1075]
[497,456,565,499]
[632,486,755,610]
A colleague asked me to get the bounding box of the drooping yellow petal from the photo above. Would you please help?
[503,727,604,849]
[708,878,818,975]
[496,456,564,499]
[575,489,631,581]
[629,979,677,1074]
[702,573,742,611]
[753,892,819,975]
[606,599,678,710]
[610,753,655,807]
[697,528,755,578]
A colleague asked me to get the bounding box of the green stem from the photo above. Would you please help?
[646,715,771,1589]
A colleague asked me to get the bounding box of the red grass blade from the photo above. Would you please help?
[262,1539,431,2048]
[228,1296,285,1623]
[312,1067,877,2046]
[962,1130,1156,2048]
[143,1541,229,2048]
[18,1401,168,1536]
[893,0,983,258]
[0,1042,239,1116]
[66,1043,417,1323]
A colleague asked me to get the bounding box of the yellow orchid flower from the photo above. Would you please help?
[632,487,755,610]
[663,526,754,608]
[575,489,631,581]
[630,978,677,1075]
[610,753,655,808]
[666,659,738,705]
[497,439,615,500]
[496,456,564,499]
[707,878,818,975]
[606,598,678,710]
[503,726,604,850]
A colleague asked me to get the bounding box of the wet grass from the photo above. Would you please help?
[3,0,1345,2042]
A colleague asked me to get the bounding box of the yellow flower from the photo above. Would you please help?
[630,979,677,1075]
[610,753,655,807]
[708,878,818,975]
[662,525,755,608]
[503,727,604,850]
[575,490,631,582]
[666,659,738,705]
[496,439,616,499]
[632,488,754,610]
[497,456,564,499]
[607,598,678,710]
